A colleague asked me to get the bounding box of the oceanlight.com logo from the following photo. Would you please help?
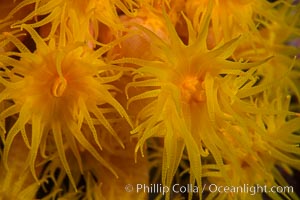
[124,183,294,196]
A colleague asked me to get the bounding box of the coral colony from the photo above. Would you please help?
[0,0,300,199]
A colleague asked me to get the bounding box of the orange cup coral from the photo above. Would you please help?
[0,0,300,200]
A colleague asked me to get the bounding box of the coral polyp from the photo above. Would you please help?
[0,25,132,190]
[121,10,277,199]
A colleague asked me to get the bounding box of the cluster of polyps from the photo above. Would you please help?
[0,0,300,199]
